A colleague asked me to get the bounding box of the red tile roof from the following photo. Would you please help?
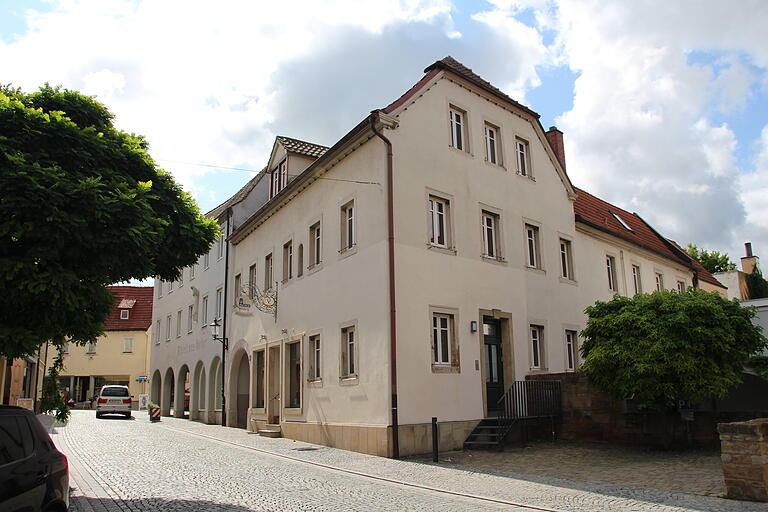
[574,188,725,289]
[105,286,154,331]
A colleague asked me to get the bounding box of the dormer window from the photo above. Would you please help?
[611,211,633,232]
[120,310,129,320]
[270,159,288,199]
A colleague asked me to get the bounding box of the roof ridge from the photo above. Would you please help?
[276,135,329,149]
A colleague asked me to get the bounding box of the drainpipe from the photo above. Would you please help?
[370,111,399,459]
[221,208,231,427]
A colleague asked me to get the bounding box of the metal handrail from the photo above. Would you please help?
[495,380,562,441]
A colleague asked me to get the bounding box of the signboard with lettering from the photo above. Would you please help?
[138,394,149,410]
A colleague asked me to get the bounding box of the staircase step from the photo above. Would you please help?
[258,427,282,438]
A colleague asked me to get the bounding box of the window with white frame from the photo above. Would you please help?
[155,320,160,345]
[216,228,224,260]
[341,201,355,251]
[655,272,664,291]
[525,224,540,269]
[308,334,321,381]
[341,325,356,378]
[215,287,223,320]
[516,137,530,176]
[565,330,577,371]
[676,280,686,293]
[176,310,182,338]
[559,239,573,279]
[449,107,466,151]
[157,280,163,298]
[168,280,174,293]
[264,254,273,289]
[201,296,208,326]
[606,255,618,291]
[248,264,257,298]
[428,195,450,248]
[204,252,210,270]
[431,313,454,366]
[178,271,183,286]
[270,159,288,199]
[297,245,304,277]
[283,242,293,281]
[187,305,193,333]
[120,309,129,320]
[166,315,171,341]
[86,342,96,354]
[530,325,543,370]
[189,264,195,280]
[484,123,500,165]
[309,222,322,267]
[122,337,134,354]
[632,264,642,294]
[234,274,241,300]
[481,210,500,259]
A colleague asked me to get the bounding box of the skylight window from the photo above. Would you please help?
[611,211,633,232]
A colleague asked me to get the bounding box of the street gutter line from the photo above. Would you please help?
[161,424,568,512]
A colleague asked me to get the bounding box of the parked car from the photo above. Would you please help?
[0,405,69,512]
[95,385,133,418]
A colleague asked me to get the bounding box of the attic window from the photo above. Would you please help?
[611,211,633,232]
[120,310,130,320]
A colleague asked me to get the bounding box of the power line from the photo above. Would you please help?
[156,158,380,186]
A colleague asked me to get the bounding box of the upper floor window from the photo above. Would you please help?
[165,315,171,341]
[187,305,193,333]
[216,229,224,260]
[449,107,467,151]
[204,252,210,270]
[481,211,500,259]
[189,264,195,280]
[341,325,356,378]
[155,320,160,345]
[120,309,130,320]
[86,342,96,354]
[341,201,355,251]
[309,222,322,267]
[282,242,293,282]
[178,271,183,287]
[248,264,257,297]
[429,196,450,248]
[516,137,530,177]
[632,265,642,294]
[297,245,304,277]
[655,272,664,291]
[606,255,618,291]
[201,296,208,326]
[168,280,174,293]
[157,281,163,298]
[270,159,288,199]
[215,287,223,320]
[559,239,573,279]
[176,310,182,338]
[308,334,321,381]
[525,224,540,269]
[484,123,500,165]
[264,254,273,290]
[122,337,134,354]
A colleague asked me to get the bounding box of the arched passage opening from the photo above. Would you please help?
[228,349,250,429]
[191,361,206,421]
[150,370,162,406]
[162,367,174,417]
[175,364,190,418]
[207,357,222,424]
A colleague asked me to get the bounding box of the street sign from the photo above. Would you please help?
[136,375,148,382]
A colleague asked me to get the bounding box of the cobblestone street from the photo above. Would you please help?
[52,411,765,512]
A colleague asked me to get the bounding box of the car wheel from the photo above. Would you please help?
[125,412,131,419]
[96,412,102,418]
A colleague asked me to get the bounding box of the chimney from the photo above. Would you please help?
[741,242,758,274]
[545,126,566,171]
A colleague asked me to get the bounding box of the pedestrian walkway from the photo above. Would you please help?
[52,411,764,512]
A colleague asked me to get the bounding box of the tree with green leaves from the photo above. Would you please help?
[1,84,219,358]
[685,243,736,274]
[579,289,766,412]
[745,265,768,299]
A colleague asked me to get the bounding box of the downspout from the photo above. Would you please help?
[221,208,231,427]
[370,111,399,459]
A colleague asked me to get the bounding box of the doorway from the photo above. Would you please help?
[484,317,504,415]
[267,346,281,424]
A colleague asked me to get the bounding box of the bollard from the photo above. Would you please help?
[432,416,438,462]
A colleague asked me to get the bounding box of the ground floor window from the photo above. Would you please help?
[530,325,543,370]
[565,330,577,371]
[287,342,301,408]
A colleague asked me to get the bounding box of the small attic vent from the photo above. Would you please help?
[611,211,634,232]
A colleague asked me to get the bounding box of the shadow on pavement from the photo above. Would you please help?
[70,496,254,511]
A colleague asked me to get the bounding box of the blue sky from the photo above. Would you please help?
[1,0,767,262]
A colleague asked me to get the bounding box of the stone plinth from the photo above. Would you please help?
[718,418,768,501]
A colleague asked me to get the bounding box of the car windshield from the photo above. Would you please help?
[100,387,129,397]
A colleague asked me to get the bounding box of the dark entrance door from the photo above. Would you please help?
[484,318,504,415]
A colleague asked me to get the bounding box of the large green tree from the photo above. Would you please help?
[579,289,766,411]
[685,243,736,274]
[0,84,219,358]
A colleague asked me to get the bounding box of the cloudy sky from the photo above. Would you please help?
[2,0,767,263]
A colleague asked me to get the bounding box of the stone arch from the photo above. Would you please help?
[191,360,206,420]
[150,369,162,405]
[207,356,222,424]
[175,364,190,418]
[228,348,250,429]
[162,367,174,417]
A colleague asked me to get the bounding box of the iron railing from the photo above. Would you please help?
[495,380,562,440]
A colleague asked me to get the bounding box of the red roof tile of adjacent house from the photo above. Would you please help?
[574,188,726,289]
[105,286,153,331]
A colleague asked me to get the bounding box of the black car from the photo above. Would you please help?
[0,406,69,511]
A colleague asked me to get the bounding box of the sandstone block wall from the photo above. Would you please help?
[718,418,768,501]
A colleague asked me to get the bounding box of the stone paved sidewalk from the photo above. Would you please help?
[408,442,725,497]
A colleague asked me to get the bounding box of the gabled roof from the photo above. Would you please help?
[574,188,726,288]
[276,136,328,159]
[105,286,153,331]
[206,171,265,219]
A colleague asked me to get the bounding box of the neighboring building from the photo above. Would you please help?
[715,243,764,300]
[1,354,44,409]
[47,286,153,407]
[152,57,727,457]
[742,297,768,356]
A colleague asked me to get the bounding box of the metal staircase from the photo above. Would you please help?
[464,380,562,450]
